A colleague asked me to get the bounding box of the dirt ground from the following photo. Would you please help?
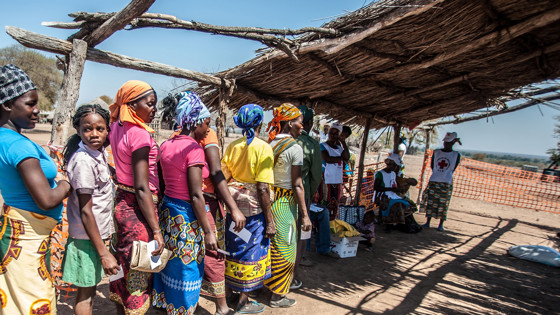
[17,124,560,314]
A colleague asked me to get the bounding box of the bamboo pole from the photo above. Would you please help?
[354,117,372,206]
[50,39,88,146]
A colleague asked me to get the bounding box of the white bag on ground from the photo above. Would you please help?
[508,245,560,267]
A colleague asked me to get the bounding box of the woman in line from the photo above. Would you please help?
[62,104,120,315]
[108,80,164,314]
[221,104,275,314]
[264,103,312,308]
[160,92,246,315]
[318,123,350,220]
[0,64,71,314]
[153,91,218,315]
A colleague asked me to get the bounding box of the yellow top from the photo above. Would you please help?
[221,136,274,185]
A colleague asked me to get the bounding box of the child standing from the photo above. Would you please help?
[62,104,120,315]
[356,211,376,251]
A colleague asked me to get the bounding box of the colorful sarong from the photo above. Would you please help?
[381,199,411,225]
[153,195,204,315]
[0,205,57,315]
[110,189,157,315]
[201,195,226,298]
[264,187,297,295]
[421,181,453,220]
[316,178,342,221]
[224,212,271,292]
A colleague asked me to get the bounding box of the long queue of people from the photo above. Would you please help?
[0,64,462,315]
[0,65,354,315]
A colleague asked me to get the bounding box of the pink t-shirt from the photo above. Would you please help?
[109,122,160,192]
[160,135,208,200]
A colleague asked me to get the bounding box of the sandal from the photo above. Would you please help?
[290,278,302,290]
[236,301,266,314]
[269,296,297,308]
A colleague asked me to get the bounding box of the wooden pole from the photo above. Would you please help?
[416,128,432,205]
[393,124,401,153]
[354,117,372,206]
[217,80,235,154]
[50,39,88,146]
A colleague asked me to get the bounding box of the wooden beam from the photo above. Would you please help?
[85,0,155,46]
[393,125,401,153]
[50,39,88,145]
[354,117,372,206]
[416,128,431,205]
[217,82,235,155]
[6,26,226,87]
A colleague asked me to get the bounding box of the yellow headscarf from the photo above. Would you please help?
[109,80,155,133]
[266,103,302,142]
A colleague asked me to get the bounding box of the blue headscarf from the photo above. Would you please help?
[234,104,264,145]
[175,91,211,130]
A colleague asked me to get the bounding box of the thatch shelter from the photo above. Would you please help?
[193,0,560,128]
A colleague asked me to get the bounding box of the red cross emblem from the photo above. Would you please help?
[438,159,449,169]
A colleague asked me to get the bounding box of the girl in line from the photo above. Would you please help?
[62,104,120,315]
[0,64,71,314]
[153,91,218,315]
[108,80,164,315]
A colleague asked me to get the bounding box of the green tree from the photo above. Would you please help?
[0,45,63,111]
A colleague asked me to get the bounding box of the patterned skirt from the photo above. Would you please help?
[200,194,226,298]
[224,212,271,292]
[316,178,342,221]
[152,195,204,315]
[0,205,57,315]
[110,188,158,314]
[421,182,453,220]
[264,187,297,295]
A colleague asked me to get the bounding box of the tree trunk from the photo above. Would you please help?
[50,39,87,146]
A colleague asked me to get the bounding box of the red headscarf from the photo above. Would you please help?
[109,80,155,133]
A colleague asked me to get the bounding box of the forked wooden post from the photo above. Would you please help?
[393,124,401,154]
[50,39,88,146]
[354,117,372,206]
[217,80,235,155]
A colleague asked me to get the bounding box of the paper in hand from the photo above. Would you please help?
[147,240,162,270]
[109,264,124,282]
[229,221,251,243]
[301,228,311,240]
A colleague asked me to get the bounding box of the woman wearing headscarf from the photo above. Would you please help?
[108,80,164,314]
[264,103,312,308]
[221,104,274,314]
[152,91,218,315]
[0,64,71,314]
[316,123,350,221]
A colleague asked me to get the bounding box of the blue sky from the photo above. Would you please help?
[1,0,558,156]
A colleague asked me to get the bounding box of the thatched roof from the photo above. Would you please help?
[195,0,560,128]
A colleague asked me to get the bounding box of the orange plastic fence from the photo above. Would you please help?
[417,150,560,213]
[341,162,385,207]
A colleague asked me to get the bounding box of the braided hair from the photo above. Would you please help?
[63,104,111,168]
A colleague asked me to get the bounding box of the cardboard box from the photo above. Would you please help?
[330,234,365,258]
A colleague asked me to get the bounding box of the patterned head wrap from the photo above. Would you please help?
[0,64,36,105]
[234,104,264,145]
[297,105,314,124]
[109,80,155,133]
[174,91,211,131]
[266,103,302,142]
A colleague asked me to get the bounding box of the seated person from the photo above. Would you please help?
[373,154,419,232]
[355,211,375,251]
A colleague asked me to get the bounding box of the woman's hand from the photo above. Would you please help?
[265,221,276,238]
[205,232,218,251]
[301,216,312,232]
[100,252,120,275]
[152,230,165,256]
[231,209,246,232]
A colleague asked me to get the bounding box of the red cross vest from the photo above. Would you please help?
[429,149,459,184]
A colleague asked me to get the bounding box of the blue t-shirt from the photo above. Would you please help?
[0,128,63,220]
